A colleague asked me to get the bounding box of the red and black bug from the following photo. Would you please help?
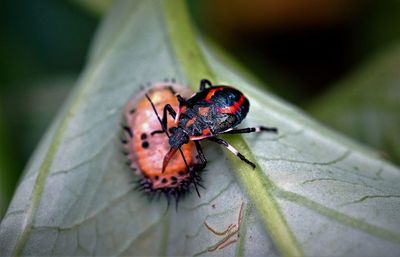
[122,82,205,203]
[146,79,278,174]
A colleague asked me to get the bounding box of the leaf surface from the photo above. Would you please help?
[308,45,400,165]
[1,1,400,256]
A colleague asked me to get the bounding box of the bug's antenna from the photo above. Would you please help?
[178,147,200,197]
[145,94,169,137]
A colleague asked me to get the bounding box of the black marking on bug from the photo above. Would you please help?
[141,133,147,140]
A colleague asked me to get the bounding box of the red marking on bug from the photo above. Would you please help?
[185,117,196,127]
[202,128,211,135]
[188,128,213,141]
[205,87,223,101]
[198,106,210,116]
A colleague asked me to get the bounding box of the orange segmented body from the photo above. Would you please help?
[122,82,204,199]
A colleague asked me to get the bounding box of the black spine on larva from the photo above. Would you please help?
[133,165,204,208]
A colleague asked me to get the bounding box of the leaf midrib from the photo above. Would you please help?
[161,1,303,257]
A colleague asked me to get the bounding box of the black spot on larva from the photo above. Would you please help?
[141,133,147,140]
[171,180,177,185]
[162,178,168,183]
[168,128,174,134]
[142,141,149,148]
[178,171,185,176]
[129,108,135,114]
[155,176,159,180]
[171,176,177,181]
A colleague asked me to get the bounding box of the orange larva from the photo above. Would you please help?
[122,82,204,202]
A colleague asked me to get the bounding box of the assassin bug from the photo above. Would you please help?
[122,82,205,202]
[146,79,278,174]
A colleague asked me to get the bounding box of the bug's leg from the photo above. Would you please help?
[176,146,201,197]
[162,104,177,122]
[151,104,177,136]
[207,137,256,169]
[224,126,278,134]
[194,141,207,168]
[150,130,164,135]
[191,142,206,194]
[176,94,187,106]
[199,79,213,91]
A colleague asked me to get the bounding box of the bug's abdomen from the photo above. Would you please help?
[214,89,249,118]
[204,86,250,127]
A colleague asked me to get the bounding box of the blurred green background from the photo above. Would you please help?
[0,0,399,218]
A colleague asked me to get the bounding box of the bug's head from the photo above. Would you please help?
[168,127,189,148]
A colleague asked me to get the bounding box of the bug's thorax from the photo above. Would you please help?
[176,86,250,140]
[168,127,189,148]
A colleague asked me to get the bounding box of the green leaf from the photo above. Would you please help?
[1,0,400,256]
[307,44,400,165]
